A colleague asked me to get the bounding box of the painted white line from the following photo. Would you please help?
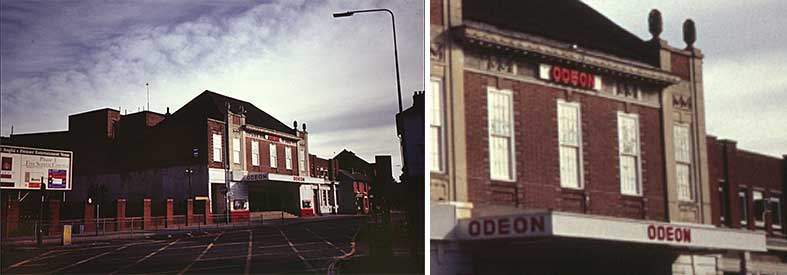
[109,239,179,275]
[277,227,314,271]
[1,250,57,273]
[303,225,347,255]
[178,232,223,275]
[47,244,130,274]
[244,230,252,275]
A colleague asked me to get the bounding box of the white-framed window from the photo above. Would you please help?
[487,87,514,181]
[232,138,241,164]
[739,188,748,226]
[299,148,306,174]
[430,78,444,172]
[251,140,259,166]
[753,190,765,227]
[212,134,222,162]
[270,144,277,168]
[618,112,641,196]
[674,124,694,201]
[286,147,293,170]
[770,196,782,230]
[558,100,582,189]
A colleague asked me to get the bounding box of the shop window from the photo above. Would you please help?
[753,190,765,228]
[618,112,641,196]
[488,87,514,181]
[212,134,222,162]
[430,78,445,172]
[270,144,277,168]
[232,138,241,164]
[251,140,259,166]
[558,100,582,189]
[285,147,293,170]
[674,124,694,201]
[770,197,782,229]
[739,188,748,226]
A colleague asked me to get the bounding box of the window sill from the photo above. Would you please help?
[620,193,643,198]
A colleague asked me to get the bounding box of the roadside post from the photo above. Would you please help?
[62,224,72,245]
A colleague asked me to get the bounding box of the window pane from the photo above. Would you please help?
[286,147,293,170]
[618,115,638,155]
[753,191,765,223]
[677,164,692,201]
[232,138,241,164]
[558,103,579,146]
[430,126,442,172]
[770,199,782,226]
[270,144,277,168]
[740,190,748,224]
[620,155,638,195]
[559,146,579,188]
[490,136,511,180]
[430,80,442,126]
[251,141,259,166]
[488,89,513,181]
[212,134,222,162]
[674,125,691,163]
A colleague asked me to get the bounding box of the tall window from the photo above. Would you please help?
[251,140,259,166]
[558,100,582,189]
[270,144,277,168]
[753,190,765,227]
[212,134,222,162]
[488,88,514,181]
[285,147,293,170]
[674,124,694,201]
[739,188,748,226]
[618,112,641,196]
[770,197,782,229]
[299,148,306,174]
[430,78,444,172]
[232,138,241,164]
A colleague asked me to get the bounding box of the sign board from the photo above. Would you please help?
[458,211,767,252]
[1,145,73,190]
[243,172,327,185]
[539,64,602,91]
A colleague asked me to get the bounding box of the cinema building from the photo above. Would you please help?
[3,90,337,221]
[430,1,784,274]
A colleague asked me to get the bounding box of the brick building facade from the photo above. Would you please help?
[429,1,782,274]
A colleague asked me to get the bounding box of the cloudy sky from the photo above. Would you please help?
[1,0,424,175]
[583,0,787,157]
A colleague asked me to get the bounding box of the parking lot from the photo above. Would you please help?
[1,216,364,274]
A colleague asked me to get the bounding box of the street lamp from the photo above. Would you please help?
[333,8,403,113]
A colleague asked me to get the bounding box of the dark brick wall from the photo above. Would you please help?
[463,71,666,221]
[431,0,443,26]
[707,137,785,235]
[670,52,691,80]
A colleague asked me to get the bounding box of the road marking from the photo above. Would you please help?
[178,232,223,275]
[303,225,347,255]
[46,244,130,274]
[1,250,57,273]
[109,239,179,275]
[277,226,315,272]
[245,230,252,275]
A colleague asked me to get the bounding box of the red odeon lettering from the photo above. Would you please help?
[294,177,305,182]
[549,65,595,89]
[647,224,691,243]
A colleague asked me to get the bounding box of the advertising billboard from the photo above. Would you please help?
[0,145,73,190]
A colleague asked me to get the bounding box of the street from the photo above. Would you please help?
[1,216,364,274]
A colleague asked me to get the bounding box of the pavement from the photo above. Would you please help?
[1,216,365,274]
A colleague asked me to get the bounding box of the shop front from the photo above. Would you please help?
[241,172,334,217]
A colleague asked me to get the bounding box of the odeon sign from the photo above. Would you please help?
[539,64,602,91]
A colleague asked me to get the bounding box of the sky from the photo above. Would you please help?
[582,0,787,157]
[0,0,425,176]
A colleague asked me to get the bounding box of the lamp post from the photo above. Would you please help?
[185,169,194,200]
[333,8,403,113]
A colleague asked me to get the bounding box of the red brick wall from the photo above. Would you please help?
[430,0,443,26]
[670,52,691,80]
[463,71,666,221]
[243,136,299,176]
